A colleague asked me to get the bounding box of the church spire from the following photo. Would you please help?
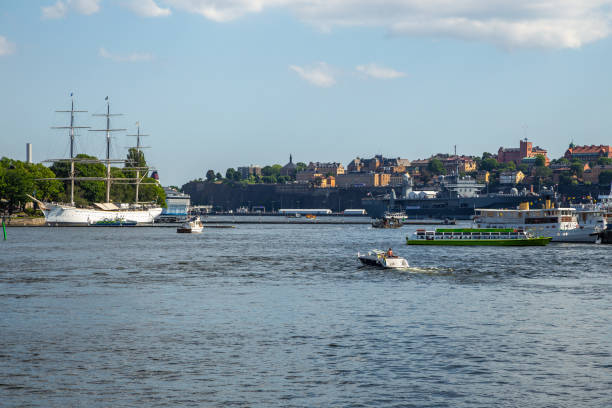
[290,154,293,164]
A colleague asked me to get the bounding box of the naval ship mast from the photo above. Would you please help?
[89,97,126,203]
[51,95,90,206]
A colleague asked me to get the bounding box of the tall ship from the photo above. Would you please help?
[362,173,532,219]
[31,95,162,225]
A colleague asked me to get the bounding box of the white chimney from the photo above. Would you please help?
[26,143,32,163]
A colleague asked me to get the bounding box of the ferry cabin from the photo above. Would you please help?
[415,228,529,241]
[474,208,578,235]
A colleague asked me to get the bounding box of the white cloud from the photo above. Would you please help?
[289,62,336,87]
[42,0,68,19]
[160,0,612,49]
[165,0,282,22]
[0,36,16,56]
[42,0,101,19]
[356,63,405,79]
[71,0,101,15]
[126,0,171,17]
[99,47,154,62]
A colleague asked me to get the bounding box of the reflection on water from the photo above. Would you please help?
[1,224,612,407]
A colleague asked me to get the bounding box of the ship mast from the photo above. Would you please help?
[126,122,150,204]
[52,94,89,206]
[90,97,126,203]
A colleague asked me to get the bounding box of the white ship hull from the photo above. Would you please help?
[43,204,162,225]
[476,222,599,243]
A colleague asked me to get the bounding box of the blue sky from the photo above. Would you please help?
[1,0,612,185]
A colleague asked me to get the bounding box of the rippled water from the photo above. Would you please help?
[2,224,612,407]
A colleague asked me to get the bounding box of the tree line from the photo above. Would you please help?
[0,148,165,214]
[199,162,308,185]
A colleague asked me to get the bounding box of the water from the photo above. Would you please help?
[2,224,612,407]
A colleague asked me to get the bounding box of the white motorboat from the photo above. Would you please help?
[357,249,409,269]
[177,217,203,233]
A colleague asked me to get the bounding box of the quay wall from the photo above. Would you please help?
[181,181,389,212]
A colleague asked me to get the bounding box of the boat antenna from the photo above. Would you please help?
[52,93,89,206]
[89,97,126,203]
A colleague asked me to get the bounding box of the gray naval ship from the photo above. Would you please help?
[362,173,536,220]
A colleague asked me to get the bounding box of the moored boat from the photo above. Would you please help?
[474,202,602,243]
[89,216,137,227]
[372,217,402,228]
[406,228,551,246]
[34,95,162,226]
[177,217,203,233]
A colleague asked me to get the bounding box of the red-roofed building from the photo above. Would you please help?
[497,139,549,166]
[564,144,612,162]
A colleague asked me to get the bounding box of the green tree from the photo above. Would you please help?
[1,164,33,213]
[480,157,499,172]
[535,166,552,181]
[597,157,612,165]
[206,170,215,182]
[570,161,584,178]
[50,154,106,203]
[517,164,529,174]
[296,162,307,173]
[427,158,446,175]
[125,148,147,168]
[138,177,166,206]
[262,165,282,178]
[558,172,573,185]
[599,170,612,185]
[535,154,546,167]
[225,168,236,180]
[215,172,223,181]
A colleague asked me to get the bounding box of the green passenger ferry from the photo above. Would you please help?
[406,228,552,246]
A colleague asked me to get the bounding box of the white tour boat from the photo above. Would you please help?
[474,202,602,243]
[357,249,409,269]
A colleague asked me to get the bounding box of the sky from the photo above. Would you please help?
[1,0,612,186]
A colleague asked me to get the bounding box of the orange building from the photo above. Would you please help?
[564,144,612,162]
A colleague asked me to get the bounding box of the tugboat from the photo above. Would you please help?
[357,249,409,268]
[177,217,204,233]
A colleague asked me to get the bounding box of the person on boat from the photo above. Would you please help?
[386,248,394,257]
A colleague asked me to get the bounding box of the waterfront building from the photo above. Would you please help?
[159,187,191,221]
[389,172,411,186]
[500,171,525,185]
[564,144,612,162]
[280,154,297,177]
[301,162,345,176]
[336,172,390,188]
[348,155,410,173]
[498,139,549,166]
[238,165,262,179]
[583,164,612,184]
[296,171,323,183]
[439,155,477,174]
